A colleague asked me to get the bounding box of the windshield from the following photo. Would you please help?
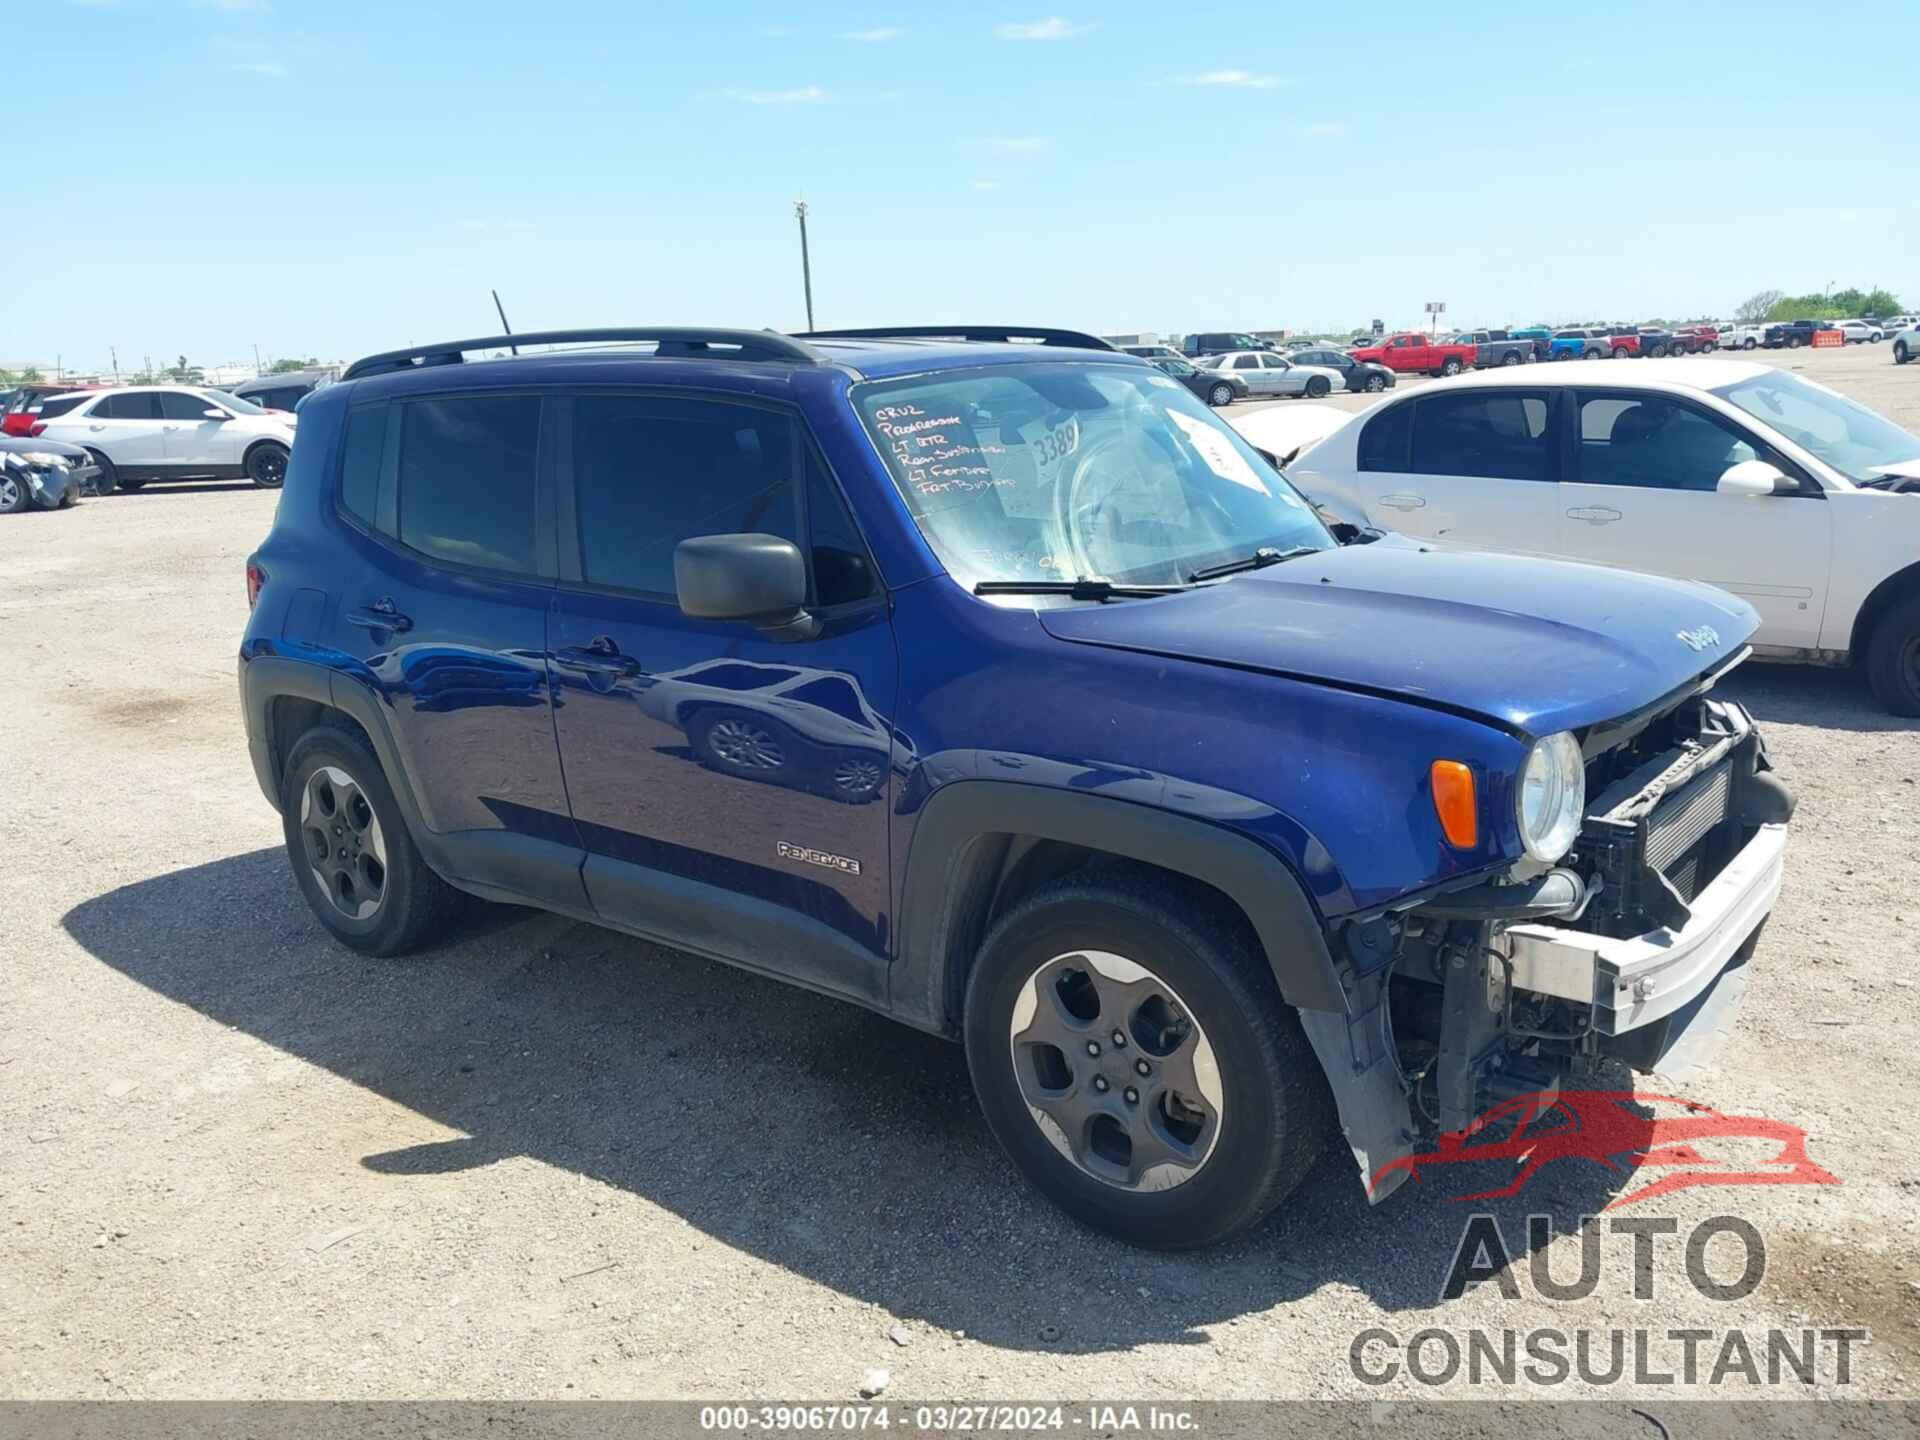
[854,362,1331,587]
[204,389,266,416]
[1713,370,1920,482]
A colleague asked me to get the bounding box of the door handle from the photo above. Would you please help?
[555,636,640,677]
[1566,505,1623,524]
[88,424,105,432]
[1377,493,1427,510]
[347,598,413,633]
[162,424,182,432]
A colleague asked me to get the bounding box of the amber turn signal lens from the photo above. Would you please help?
[1430,761,1478,849]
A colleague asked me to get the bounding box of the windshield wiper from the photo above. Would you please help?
[1187,545,1320,583]
[973,579,1190,601]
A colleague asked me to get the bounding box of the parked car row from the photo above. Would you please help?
[0,383,299,495]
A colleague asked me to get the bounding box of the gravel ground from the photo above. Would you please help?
[3,344,1917,1403]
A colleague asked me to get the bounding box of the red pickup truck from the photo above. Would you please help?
[1347,331,1476,377]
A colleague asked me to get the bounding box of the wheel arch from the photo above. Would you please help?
[1850,559,1920,660]
[892,781,1348,1039]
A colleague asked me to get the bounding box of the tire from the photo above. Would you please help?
[1787,335,1804,349]
[1500,350,1522,367]
[689,707,795,785]
[1705,341,1719,352]
[1555,349,1575,362]
[85,449,119,494]
[1364,372,1387,392]
[1896,341,1911,365]
[1743,337,1757,350]
[1866,597,1920,716]
[0,470,27,514]
[963,867,1330,1249]
[1587,348,1605,361]
[1609,346,1629,360]
[280,725,468,955]
[1305,376,1330,399]
[1207,382,1235,407]
[246,441,290,489]
[1439,357,1462,377]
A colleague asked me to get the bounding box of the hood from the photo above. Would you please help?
[0,435,88,461]
[1036,543,1757,736]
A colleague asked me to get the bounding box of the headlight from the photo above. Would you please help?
[1516,731,1585,863]
[18,451,65,468]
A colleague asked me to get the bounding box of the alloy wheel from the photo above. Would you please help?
[300,765,388,920]
[707,717,786,771]
[1009,950,1222,1191]
[0,474,23,512]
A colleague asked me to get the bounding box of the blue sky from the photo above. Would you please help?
[13,0,1918,371]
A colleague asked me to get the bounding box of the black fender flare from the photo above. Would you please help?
[890,780,1347,1035]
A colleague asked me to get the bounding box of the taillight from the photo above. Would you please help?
[246,561,267,609]
[27,422,45,437]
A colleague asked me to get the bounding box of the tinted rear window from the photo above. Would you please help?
[34,395,89,420]
[338,406,387,527]
[1356,400,1412,472]
[98,393,161,420]
[1410,392,1553,482]
[396,396,540,573]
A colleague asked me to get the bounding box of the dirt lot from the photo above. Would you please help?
[4,344,1918,1403]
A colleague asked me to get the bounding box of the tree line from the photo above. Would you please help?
[1735,287,1905,323]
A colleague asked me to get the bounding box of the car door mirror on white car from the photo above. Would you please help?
[1718,459,1790,496]
[202,408,229,421]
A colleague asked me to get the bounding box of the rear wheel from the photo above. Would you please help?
[1500,350,1522,366]
[246,441,289,489]
[964,869,1329,1248]
[1866,597,1920,716]
[280,725,467,954]
[1439,357,1462,376]
[1743,336,1758,350]
[1207,381,1235,407]
[1895,340,1911,365]
[85,449,119,494]
[1587,348,1606,361]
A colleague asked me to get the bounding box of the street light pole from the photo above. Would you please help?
[794,199,815,331]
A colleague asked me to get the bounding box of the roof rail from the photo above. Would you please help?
[341,327,825,381]
[795,325,1116,351]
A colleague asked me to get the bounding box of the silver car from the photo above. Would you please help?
[1199,349,1346,399]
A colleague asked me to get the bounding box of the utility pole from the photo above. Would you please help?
[110,346,119,381]
[253,343,263,376]
[794,198,815,331]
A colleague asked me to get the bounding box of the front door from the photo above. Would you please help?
[156,390,230,469]
[1556,389,1831,649]
[547,390,897,998]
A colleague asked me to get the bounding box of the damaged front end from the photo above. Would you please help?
[0,451,85,510]
[1308,669,1794,1202]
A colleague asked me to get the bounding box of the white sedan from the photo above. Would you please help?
[34,384,298,491]
[1278,360,1920,713]
[1894,325,1919,366]
[1198,350,1347,400]
[1836,319,1885,344]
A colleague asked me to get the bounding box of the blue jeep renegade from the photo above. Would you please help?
[240,325,1794,1247]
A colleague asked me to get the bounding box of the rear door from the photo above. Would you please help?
[327,390,582,901]
[1346,387,1567,556]
[1555,388,1830,648]
[1226,353,1272,394]
[73,392,169,469]
[548,389,897,997]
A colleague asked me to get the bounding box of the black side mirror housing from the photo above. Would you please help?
[675,533,819,641]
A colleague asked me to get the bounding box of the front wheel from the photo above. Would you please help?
[1304,376,1330,399]
[1439,358,1462,376]
[0,470,28,514]
[281,726,467,954]
[246,441,289,489]
[1896,341,1911,365]
[1867,598,1920,716]
[1364,372,1388,392]
[1207,382,1235,407]
[963,869,1329,1248]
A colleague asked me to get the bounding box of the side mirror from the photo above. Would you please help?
[202,408,229,420]
[675,533,819,640]
[1717,459,1790,496]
